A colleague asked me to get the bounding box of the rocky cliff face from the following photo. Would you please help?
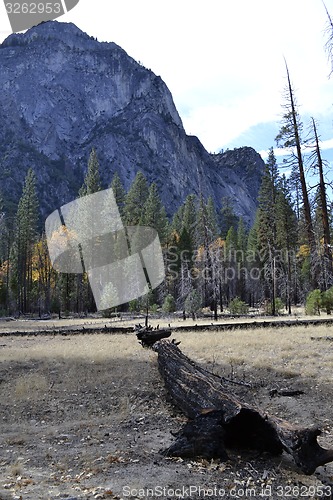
[0,21,264,224]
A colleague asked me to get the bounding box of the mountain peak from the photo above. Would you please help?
[1,21,99,49]
[0,21,264,222]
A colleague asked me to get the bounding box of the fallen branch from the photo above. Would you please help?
[153,340,333,475]
[269,388,304,398]
[220,376,253,389]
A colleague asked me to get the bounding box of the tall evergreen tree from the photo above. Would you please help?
[206,196,219,240]
[256,148,280,314]
[275,176,299,311]
[171,204,184,235]
[181,194,197,244]
[124,172,149,225]
[110,171,126,217]
[77,148,102,312]
[220,197,239,238]
[13,168,39,313]
[246,214,262,307]
[79,147,102,197]
[225,225,238,302]
[195,195,208,249]
[140,183,169,243]
[236,217,248,301]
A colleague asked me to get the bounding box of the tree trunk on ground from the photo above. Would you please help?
[154,340,333,475]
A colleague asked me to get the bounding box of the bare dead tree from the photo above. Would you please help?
[308,118,333,288]
[276,62,318,288]
[322,1,333,74]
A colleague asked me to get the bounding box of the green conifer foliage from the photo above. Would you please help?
[13,168,40,313]
[110,171,126,217]
[124,172,149,225]
[79,147,102,197]
[140,182,169,243]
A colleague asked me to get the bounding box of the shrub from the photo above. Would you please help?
[229,297,249,315]
[162,294,176,313]
[305,289,322,315]
[150,303,159,313]
[321,287,333,314]
[129,299,140,313]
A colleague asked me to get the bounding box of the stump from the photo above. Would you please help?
[135,325,172,348]
[154,340,333,475]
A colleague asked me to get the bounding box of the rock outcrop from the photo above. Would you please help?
[0,21,264,224]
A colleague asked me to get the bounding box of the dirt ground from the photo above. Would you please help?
[1,321,333,500]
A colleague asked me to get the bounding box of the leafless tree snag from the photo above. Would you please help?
[153,340,333,475]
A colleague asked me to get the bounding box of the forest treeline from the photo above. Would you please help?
[1,8,333,318]
[0,132,332,318]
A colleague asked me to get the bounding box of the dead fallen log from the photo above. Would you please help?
[153,340,333,475]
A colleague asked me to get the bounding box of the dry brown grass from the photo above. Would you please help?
[1,325,333,498]
[2,324,332,386]
[175,324,333,385]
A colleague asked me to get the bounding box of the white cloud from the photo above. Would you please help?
[260,138,333,160]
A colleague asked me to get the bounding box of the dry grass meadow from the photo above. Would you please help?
[1,319,333,499]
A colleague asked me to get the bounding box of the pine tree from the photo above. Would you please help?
[181,194,197,244]
[79,147,102,197]
[110,171,126,218]
[236,217,248,301]
[124,172,149,225]
[246,215,262,307]
[237,218,247,255]
[275,176,298,311]
[140,183,169,243]
[206,196,219,240]
[220,197,239,238]
[77,148,102,312]
[195,196,208,306]
[171,204,184,235]
[225,225,238,302]
[168,195,197,311]
[256,148,280,314]
[13,168,40,313]
[195,195,208,249]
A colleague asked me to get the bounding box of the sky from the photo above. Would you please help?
[1,0,333,160]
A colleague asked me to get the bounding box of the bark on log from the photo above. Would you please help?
[136,326,172,348]
[154,340,333,475]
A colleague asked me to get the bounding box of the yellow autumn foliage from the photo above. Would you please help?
[297,244,310,259]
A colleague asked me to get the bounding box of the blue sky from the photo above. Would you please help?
[1,0,333,164]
